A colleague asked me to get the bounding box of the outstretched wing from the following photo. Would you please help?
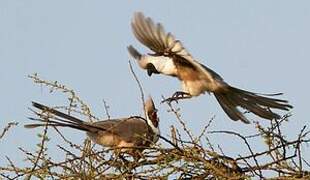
[131,12,221,83]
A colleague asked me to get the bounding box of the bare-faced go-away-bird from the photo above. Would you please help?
[25,97,160,158]
[127,12,292,123]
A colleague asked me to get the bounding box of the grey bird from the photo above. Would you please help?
[25,97,160,157]
[127,12,292,123]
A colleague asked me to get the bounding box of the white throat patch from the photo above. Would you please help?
[145,113,160,142]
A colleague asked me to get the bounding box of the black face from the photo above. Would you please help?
[146,63,159,76]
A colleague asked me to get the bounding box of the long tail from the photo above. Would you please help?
[25,102,106,132]
[127,45,142,60]
[214,86,293,123]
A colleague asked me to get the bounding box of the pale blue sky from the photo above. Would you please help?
[1,0,309,169]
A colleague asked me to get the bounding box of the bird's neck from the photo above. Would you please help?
[145,113,160,138]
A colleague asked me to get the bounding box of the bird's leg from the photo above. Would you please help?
[172,91,191,98]
[161,91,192,103]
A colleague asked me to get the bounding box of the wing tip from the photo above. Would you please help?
[133,11,144,19]
[127,45,142,59]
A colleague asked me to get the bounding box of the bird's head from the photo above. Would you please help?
[127,45,159,77]
[144,96,159,128]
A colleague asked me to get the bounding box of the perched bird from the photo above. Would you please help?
[128,12,292,123]
[25,97,160,158]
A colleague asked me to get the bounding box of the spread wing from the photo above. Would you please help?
[131,12,221,82]
[93,117,153,144]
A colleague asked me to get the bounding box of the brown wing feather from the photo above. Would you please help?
[131,12,218,84]
[214,86,292,123]
[93,118,152,145]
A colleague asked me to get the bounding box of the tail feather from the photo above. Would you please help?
[230,87,292,110]
[24,117,90,131]
[214,86,293,123]
[127,45,142,59]
[24,121,89,131]
[32,102,84,124]
[228,93,280,120]
[215,93,250,123]
[26,102,107,132]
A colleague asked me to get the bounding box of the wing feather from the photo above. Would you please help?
[93,118,151,144]
[131,12,217,82]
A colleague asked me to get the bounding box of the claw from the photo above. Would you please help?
[161,97,179,104]
[161,91,191,104]
[172,91,190,98]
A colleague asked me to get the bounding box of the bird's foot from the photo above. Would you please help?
[161,91,191,104]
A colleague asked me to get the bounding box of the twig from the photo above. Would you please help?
[28,73,92,119]
[26,120,49,180]
[208,130,263,178]
[128,61,145,118]
[163,97,195,142]
[0,122,18,140]
[102,99,111,119]
[197,115,215,142]
[158,135,183,152]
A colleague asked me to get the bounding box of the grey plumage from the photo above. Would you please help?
[26,99,159,150]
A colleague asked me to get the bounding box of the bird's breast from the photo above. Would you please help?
[181,79,225,96]
[87,132,120,147]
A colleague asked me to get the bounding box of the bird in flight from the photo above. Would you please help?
[25,97,160,159]
[128,12,292,123]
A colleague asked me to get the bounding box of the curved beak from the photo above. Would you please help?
[146,63,159,77]
[147,68,153,76]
